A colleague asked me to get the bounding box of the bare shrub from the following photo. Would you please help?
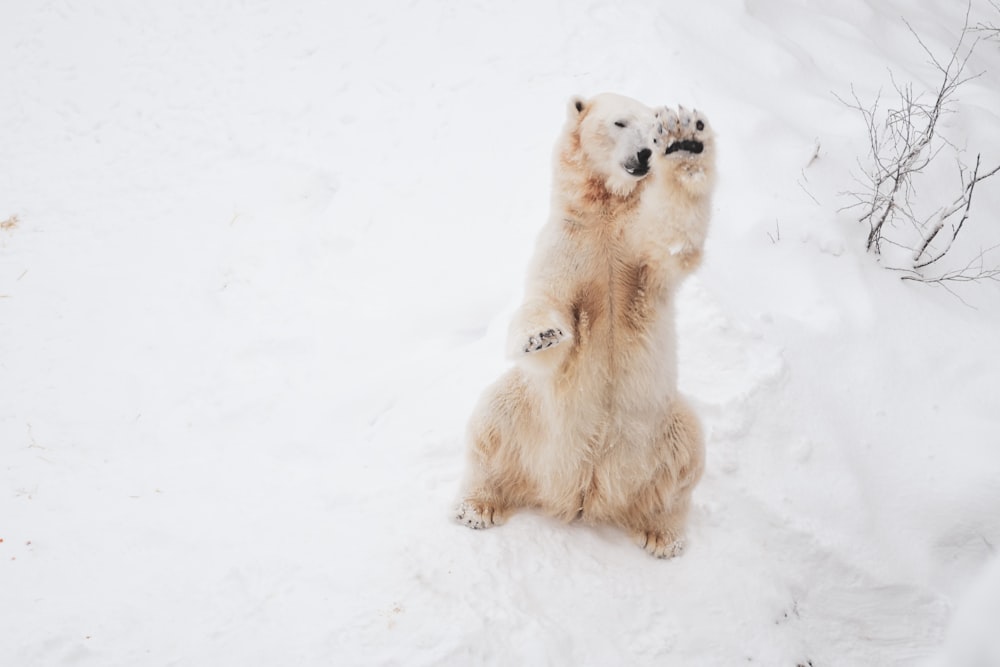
[840,7,1000,288]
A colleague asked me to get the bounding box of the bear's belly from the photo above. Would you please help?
[535,412,667,522]
[539,375,673,483]
[559,312,677,412]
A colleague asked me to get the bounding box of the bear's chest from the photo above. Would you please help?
[557,242,678,417]
[570,254,667,346]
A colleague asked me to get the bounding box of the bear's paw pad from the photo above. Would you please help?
[656,106,709,157]
[523,328,565,354]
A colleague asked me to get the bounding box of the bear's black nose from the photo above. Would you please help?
[638,148,652,165]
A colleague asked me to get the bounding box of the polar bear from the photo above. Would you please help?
[456,93,716,558]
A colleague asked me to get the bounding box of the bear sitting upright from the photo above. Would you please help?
[456,92,716,558]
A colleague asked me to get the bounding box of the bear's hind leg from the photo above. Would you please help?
[629,400,705,559]
[455,371,540,530]
[456,440,521,531]
[457,435,539,530]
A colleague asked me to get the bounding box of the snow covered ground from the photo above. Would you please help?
[3,0,1000,664]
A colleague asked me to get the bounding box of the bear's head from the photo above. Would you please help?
[561,93,659,198]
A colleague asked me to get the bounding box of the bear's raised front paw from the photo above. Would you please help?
[655,106,710,157]
[523,328,565,354]
[637,530,686,559]
[455,501,503,530]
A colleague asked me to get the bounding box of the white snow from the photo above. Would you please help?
[3,1,1000,665]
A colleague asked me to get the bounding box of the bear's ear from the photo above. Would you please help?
[568,95,587,119]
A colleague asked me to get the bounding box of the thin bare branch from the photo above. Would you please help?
[973,0,1000,39]
[912,156,1000,269]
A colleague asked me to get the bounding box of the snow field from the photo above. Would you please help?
[2,0,1000,665]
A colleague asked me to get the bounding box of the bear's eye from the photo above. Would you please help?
[614,121,627,128]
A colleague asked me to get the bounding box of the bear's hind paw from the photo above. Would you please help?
[455,501,505,530]
[636,530,686,559]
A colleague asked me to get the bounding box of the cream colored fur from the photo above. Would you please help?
[457,93,716,558]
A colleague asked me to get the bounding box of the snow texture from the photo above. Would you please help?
[2,1,1000,665]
